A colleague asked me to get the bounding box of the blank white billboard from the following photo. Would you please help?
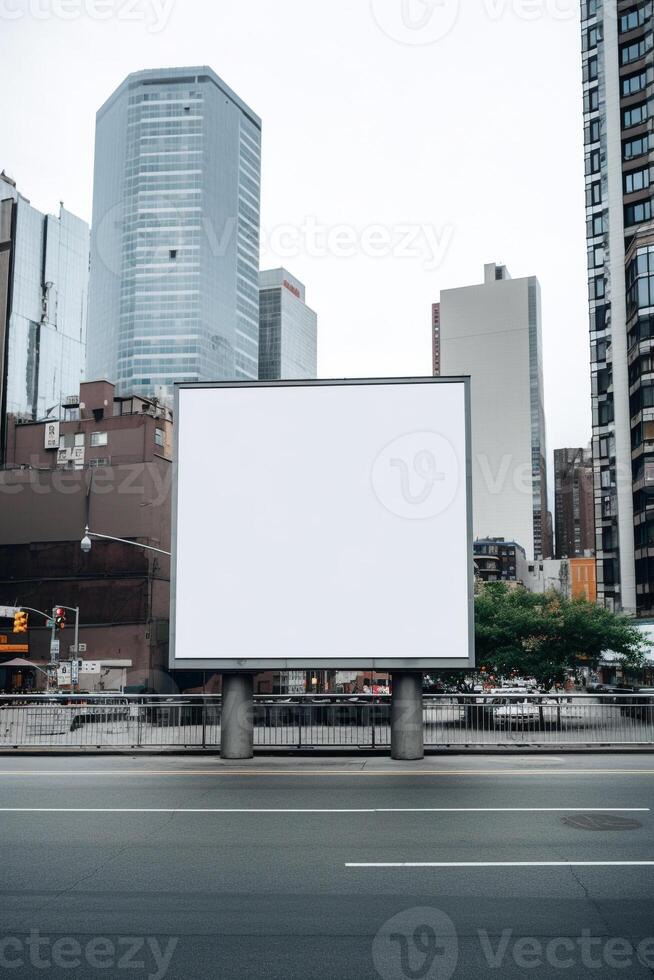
[171,379,473,669]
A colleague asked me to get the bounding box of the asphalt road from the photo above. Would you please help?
[1,754,654,978]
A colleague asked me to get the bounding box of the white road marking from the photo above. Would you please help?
[1,769,654,777]
[346,861,654,868]
[0,807,648,814]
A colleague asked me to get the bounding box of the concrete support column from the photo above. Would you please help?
[220,673,254,760]
[391,672,424,761]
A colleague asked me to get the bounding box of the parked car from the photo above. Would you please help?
[619,688,654,720]
[490,697,540,730]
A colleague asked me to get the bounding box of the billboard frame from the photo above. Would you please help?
[169,377,475,672]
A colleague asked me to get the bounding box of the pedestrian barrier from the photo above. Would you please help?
[0,694,653,750]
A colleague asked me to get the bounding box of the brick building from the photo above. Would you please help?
[0,381,173,690]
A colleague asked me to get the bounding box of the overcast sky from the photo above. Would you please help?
[0,0,589,455]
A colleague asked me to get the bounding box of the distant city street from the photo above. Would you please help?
[1,755,654,978]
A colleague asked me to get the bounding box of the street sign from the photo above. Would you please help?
[0,635,29,654]
[0,606,20,619]
[80,661,101,674]
[70,660,79,685]
[56,663,70,685]
[50,638,60,661]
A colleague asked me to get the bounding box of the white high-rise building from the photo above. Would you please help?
[437,263,551,560]
[258,269,317,381]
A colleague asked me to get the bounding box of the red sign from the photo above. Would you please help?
[283,279,301,299]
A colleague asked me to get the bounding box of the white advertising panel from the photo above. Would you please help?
[44,421,60,450]
[171,379,473,669]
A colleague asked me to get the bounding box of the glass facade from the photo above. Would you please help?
[258,269,318,380]
[87,67,261,402]
[0,175,89,449]
[582,0,654,614]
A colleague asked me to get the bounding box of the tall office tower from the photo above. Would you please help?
[438,263,551,560]
[581,2,654,614]
[258,269,318,380]
[0,172,89,458]
[431,302,441,376]
[87,67,261,402]
[554,447,595,558]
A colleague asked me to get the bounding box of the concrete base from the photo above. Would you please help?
[390,672,424,761]
[220,673,254,760]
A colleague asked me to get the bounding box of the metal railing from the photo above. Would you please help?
[0,694,653,750]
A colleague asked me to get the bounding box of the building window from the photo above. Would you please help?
[624,133,652,160]
[88,458,110,468]
[623,100,653,129]
[625,167,651,193]
[622,67,654,96]
[155,427,165,447]
[625,198,653,225]
[587,149,601,175]
[587,182,602,207]
[620,4,653,34]
[591,214,604,235]
[90,432,108,447]
[620,33,654,66]
[584,88,599,113]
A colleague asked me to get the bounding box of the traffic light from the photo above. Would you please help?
[13,611,28,633]
[54,607,66,630]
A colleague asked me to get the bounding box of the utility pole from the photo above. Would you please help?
[48,608,60,691]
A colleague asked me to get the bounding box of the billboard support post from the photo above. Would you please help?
[220,673,254,760]
[391,672,424,761]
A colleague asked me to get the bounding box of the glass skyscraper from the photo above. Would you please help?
[0,172,89,456]
[87,67,261,401]
[581,2,654,614]
[258,269,318,380]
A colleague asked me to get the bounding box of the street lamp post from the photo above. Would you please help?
[80,526,256,761]
[81,526,171,557]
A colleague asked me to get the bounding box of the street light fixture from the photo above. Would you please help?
[80,525,171,557]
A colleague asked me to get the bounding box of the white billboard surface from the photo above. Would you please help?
[171,380,473,668]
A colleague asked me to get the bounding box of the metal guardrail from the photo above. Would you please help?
[1,693,654,749]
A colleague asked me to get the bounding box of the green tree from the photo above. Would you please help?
[472,583,645,690]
